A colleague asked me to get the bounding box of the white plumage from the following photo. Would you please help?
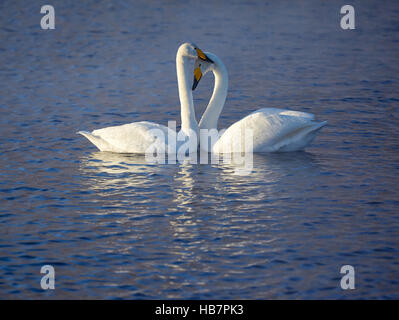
[78,43,201,154]
[196,53,327,153]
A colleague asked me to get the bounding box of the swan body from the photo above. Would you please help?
[212,108,326,153]
[78,121,175,153]
[195,52,327,153]
[78,43,209,154]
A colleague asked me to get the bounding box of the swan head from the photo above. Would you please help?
[192,52,218,90]
[177,42,214,62]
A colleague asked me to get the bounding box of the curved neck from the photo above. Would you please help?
[176,54,199,135]
[198,59,228,131]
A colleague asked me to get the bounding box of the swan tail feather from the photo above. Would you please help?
[275,120,327,152]
[77,131,113,151]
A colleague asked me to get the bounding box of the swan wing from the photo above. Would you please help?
[79,121,174,153]
[250,107,315,120]
[213,111,326,153]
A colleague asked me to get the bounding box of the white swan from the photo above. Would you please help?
[193,52,327,153]
[78,43,213,154]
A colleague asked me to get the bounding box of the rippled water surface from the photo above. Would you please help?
[1,0,399,299]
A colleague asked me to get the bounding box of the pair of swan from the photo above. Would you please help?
[79,43,326,154]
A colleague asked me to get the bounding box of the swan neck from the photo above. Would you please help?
[176,54,198,135]
[199,62,228,131]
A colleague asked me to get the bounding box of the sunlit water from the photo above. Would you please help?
[1,0,399,299]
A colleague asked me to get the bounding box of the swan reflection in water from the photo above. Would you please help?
[78,151,324,281]
[78,151,323,210]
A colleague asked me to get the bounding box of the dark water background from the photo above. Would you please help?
[0,0,398,299]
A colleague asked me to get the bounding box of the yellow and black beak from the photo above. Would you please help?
[192,47,213,90]
[192,66,202,91]
[195,48,214,63]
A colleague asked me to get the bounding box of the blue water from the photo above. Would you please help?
[1,0,399,299]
